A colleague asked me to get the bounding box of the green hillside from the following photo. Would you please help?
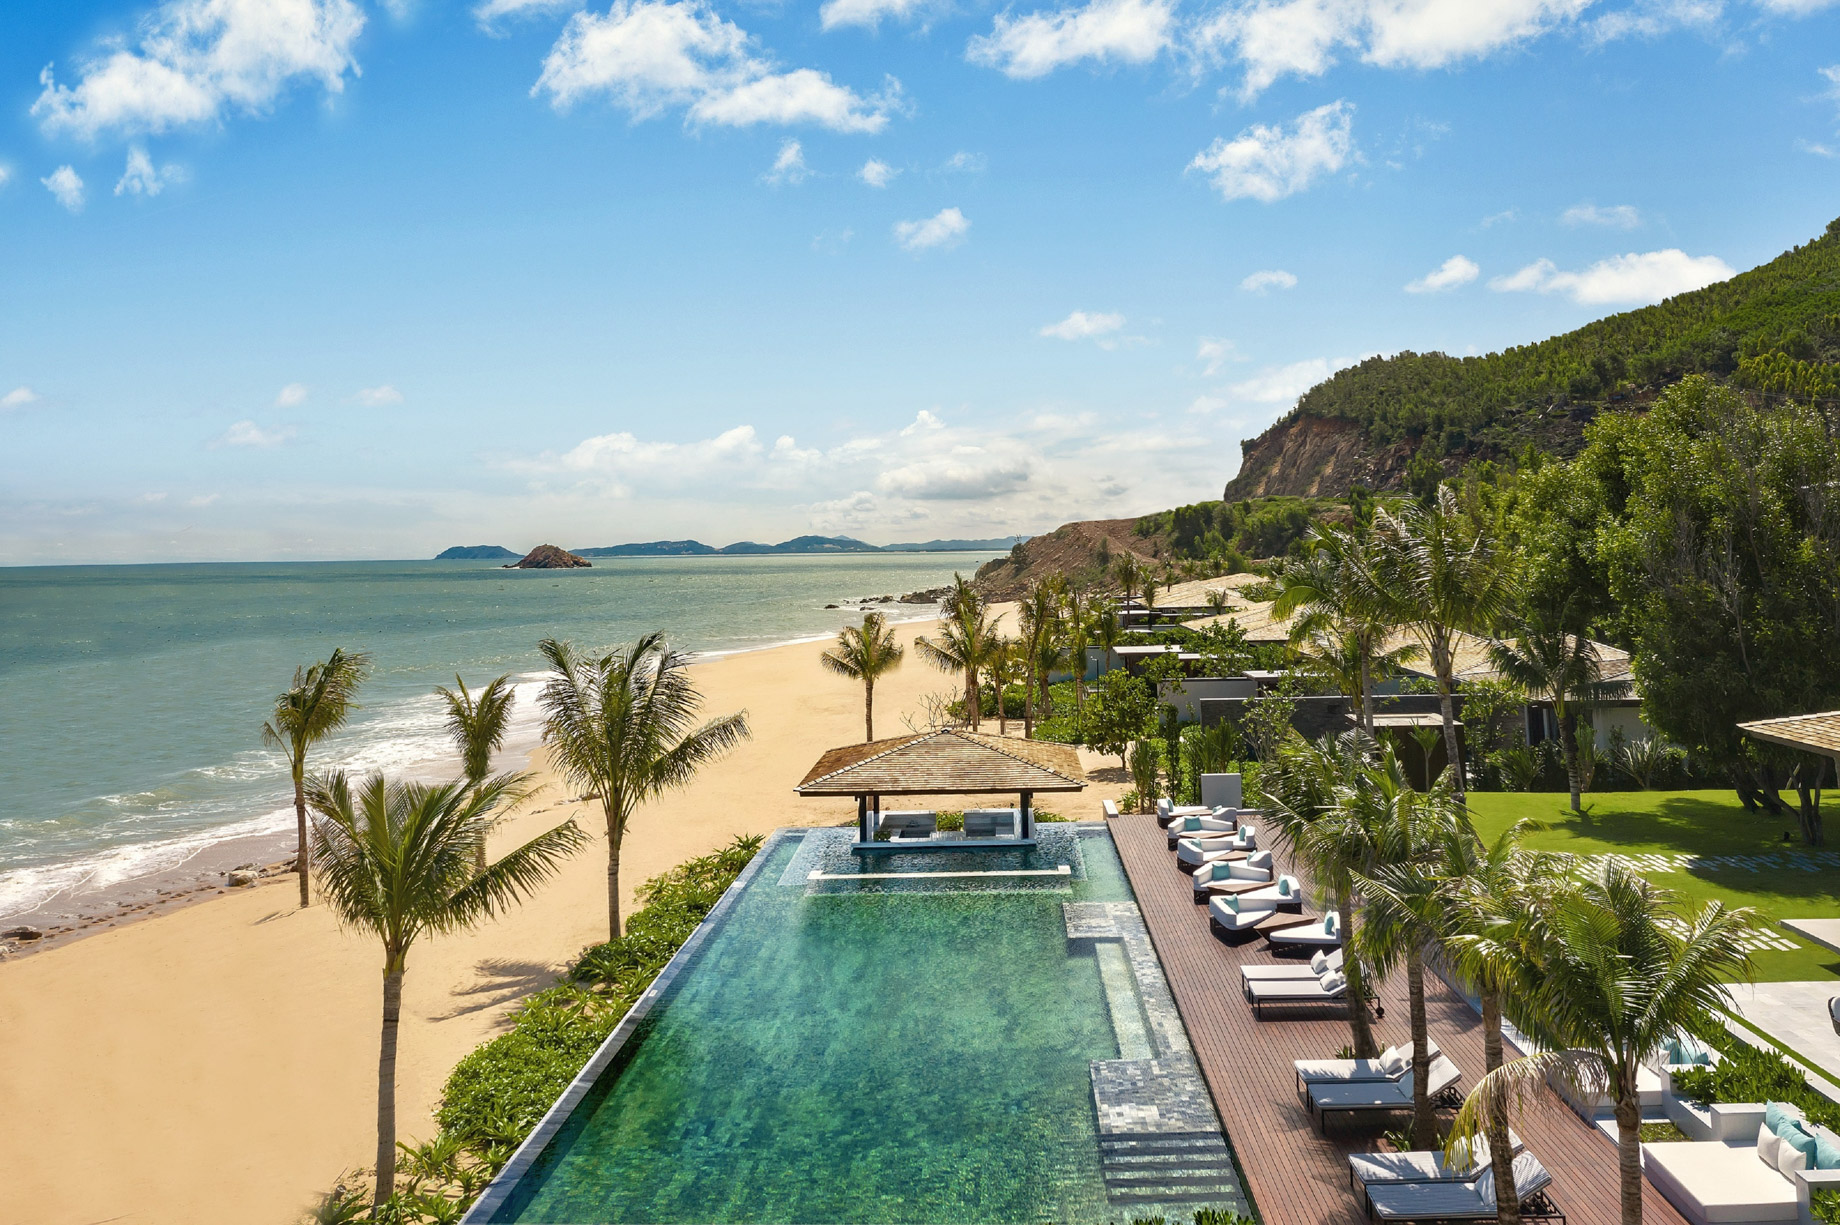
[1292,217,1840,458]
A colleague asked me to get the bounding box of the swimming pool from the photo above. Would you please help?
[469,825,1250,1224]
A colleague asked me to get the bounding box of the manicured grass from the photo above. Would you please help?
[1468,790,1840,983]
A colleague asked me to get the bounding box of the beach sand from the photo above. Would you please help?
[0,614,1129,1225]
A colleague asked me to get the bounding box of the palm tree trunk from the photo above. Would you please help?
[1560,708,1583,813]
[294,766,311,909]
[1359,655,1374,738]
[1482,988,1523,1224]
[1615,1089,1644,1225]
[1407,948,1436,1150]
[605,803,623,941]
[1024,665,1035,740]
[374,967,404,1208]
[1340,894,1380,1058]
[864,678,874,743]
[1437,672,1465,798]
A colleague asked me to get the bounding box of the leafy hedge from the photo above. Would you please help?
[1670,1031,1840,1132]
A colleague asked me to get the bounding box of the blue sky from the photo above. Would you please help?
[2,0,1838,563]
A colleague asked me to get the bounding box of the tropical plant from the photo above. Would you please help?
[1204,587,1230,615]
[308,771,586,1207]
[538,634,751,940]
[436,673,523,872]
[1452,862,1759,1225]
[916,575,1000,732]
[1112,553,1142,602]
[1019,579,1065,738]
[1273,523,1409,735]
[819,611,905,742]
[1489,598,1631,811]
[1090,603,1123,683]
[1373,486,1519,796]
[263,647,373,908]
[1615,735,1681,790]
[1064,587,1094,718]
[1129,738,1163,804]
[1086,668,1156,769]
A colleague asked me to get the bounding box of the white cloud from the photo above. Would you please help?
[1196,337,1240,375]
[42,166,85,213]
[214,420,296,448]
[33,0,364,140]
[534,1,896,132]
[114,146,184,196]
[966,0,1175,79]
[900,409,945,435]
[765,138,810,184]
[1240,268,1297,293]
[475,0,581,31]
[2,387,39,410]
[859,157,897,187]
[1040,310,1126,341]
[877,454,1033,499]
[275,382,309,408]
[1480,207,1518,227]
[356,384,404,406]
[1228,357,1332,405]
[1488,248,1735,305]
[1404,254,1480,293]
[941,150,987,173]
[1195,0,1591,100]
[893,206,969,251]
[1188,100,1353,203]
[1561,202,1641,228]
[1588,0,1720,42]
[1801,139,1839,159]
[1757,0,1840,12]
[821,0,929,30]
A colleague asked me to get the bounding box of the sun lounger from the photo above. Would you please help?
[1348,1128,1524,1210]
[1155,798,1212,826]
[877,811,936,840]
[1307,1055,1463,1127]
[1363,1152,1558,1223]
[963,809,1017,838]
[1241,948,1342,987]
[1247,969,1349,1015]
[1296,1039,1442,1094]
[1191,851,1273,898]
[1266,911,1342,953]
[1208,893,1276,934]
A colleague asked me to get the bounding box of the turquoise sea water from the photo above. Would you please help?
[494,829,1143,1225]
[0,554,995,917]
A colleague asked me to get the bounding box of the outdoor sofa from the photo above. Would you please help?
[876,811,936,840]
[1166,810,1237,848]
[1305,1055,1463,1128]
[1175,834,1240,870]
[1191,850,1274,899]
[1643,1100,1840,1225]
[962,809,1018,838]
[1266,911,1342,953]
[1362,1152,1561,1224]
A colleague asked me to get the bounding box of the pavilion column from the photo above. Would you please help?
[858,794,871,843]
[1020,791,1034,840]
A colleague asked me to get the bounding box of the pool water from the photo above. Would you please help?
[490,827,1220,1224]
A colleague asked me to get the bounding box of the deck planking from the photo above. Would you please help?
[1110,812,1688,1225]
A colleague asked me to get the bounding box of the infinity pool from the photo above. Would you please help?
[476,825,1247,1224]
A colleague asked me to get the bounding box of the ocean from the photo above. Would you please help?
[0,553,996,920]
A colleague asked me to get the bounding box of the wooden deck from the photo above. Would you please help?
[1111,812,1688,1225]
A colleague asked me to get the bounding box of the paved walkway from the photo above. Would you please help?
[1728,980,1840,1088]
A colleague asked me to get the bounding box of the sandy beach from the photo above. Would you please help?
[0,613,1127,1225]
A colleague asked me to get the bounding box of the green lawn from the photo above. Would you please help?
[1467,790,1840,982]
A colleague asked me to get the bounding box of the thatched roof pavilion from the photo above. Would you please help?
[797,729,1086,851]
[1739,711,1840,769]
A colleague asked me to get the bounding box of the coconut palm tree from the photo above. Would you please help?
[1489,599,1631,812]
[820,611,905,742]
[1112,553,1142,603]
[263,648,373,908]
[1204,587,1230,616]
[1452,862,1758,1225]
[538,633,751,940]
[1274,525,1400,736]
[1019,580,1064,738]
[916,576,999,731]
[1090,603,1123,683]
[1373,486,1519,795]
[1065,588,1094,719]
[308,771,586,1208]
[436,673,522,872]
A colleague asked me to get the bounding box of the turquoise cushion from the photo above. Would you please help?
[1219,895,1239,914]
[1323,913,1337,934]
[1780,1120,1818,1161]
[1767,1101,1806,1135]
[1278,877,1293,897]
[1817,1138,1840,1171]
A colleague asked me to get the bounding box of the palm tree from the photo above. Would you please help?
[820,611,905,742]
[1019,580,1064,738]
[1373,487,1518,795]
[1112,553,1142,603]
[1204,588,1230,616]
[263,648,373,908]
[1452,862,1758,1225]
[1090,603,1123,683]
[308,771,586,1208]
[1065,588,1094,719]
[538,634,751,940]
[916,576,999,731]
[989,637,1019,734]
[1274,525,1399,736]
[1489,599,1631,812]
[437,673,522,872]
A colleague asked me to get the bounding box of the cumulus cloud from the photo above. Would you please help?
[859,157,897,187]
[765,138,810,184]
[1488,249,1735,305]
[1756,0,1840,12]
[1588,0,1720,42]
[1040,310,1126,341]
[33,0,364,140]
[1194,0,1591,100]
[214,420,296,448]
[893,206,969,251]
[475,0,581,31]
[1561,202,1641,228]
[1188,100,1353,203]
[877,454,1033,499]
[114,146,184,196]
[1240,268,1297,293]
[42,166,85,213]
[1196,337,1239,375]
[1404,254,1479,293]
[356,385,404,406]
[275,382,309,407]
[1228,357,1333,405]
[2,387,38,410]
[966,0,1175,79]
[534,0,897,132]
[821,0,929,30]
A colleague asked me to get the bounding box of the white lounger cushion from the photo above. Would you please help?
[1177,837,1238,866]
[1242,949,1343,984]
[1365,1153,1549,1222]
[1642,1141,1798,1223]
[1209,894,1276,930]
[1297,1040,1442,1085]
[1349,1128,1522,1185]
[1310,1055,1462,1111]
[1238,876,1301,907]
[1268,913,1342,946]
[1247,976,1347,1006]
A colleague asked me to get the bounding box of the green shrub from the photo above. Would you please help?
[1812,1187,1840,1225]
[1670,1038,1840,1131]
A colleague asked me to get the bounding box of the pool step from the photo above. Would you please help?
[1099,1130,1242,1205]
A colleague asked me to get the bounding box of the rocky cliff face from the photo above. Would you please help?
[508,544,591,569]
[972,517,1162,600]
[1221,415,1416,500]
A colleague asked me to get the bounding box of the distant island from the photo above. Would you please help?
[435,534,1026,560]
[507,544,590,569]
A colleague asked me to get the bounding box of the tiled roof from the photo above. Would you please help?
[795,729,1088,795]
[1739,711,1840,757]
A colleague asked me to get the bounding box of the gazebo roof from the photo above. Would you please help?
[1738,710,1840,757]
[795,729,1087,796]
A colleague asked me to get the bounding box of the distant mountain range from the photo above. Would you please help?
[436,535,1024,561]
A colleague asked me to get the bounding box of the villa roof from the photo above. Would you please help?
[795,729,1088,796]
[1738,710,1840,758]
